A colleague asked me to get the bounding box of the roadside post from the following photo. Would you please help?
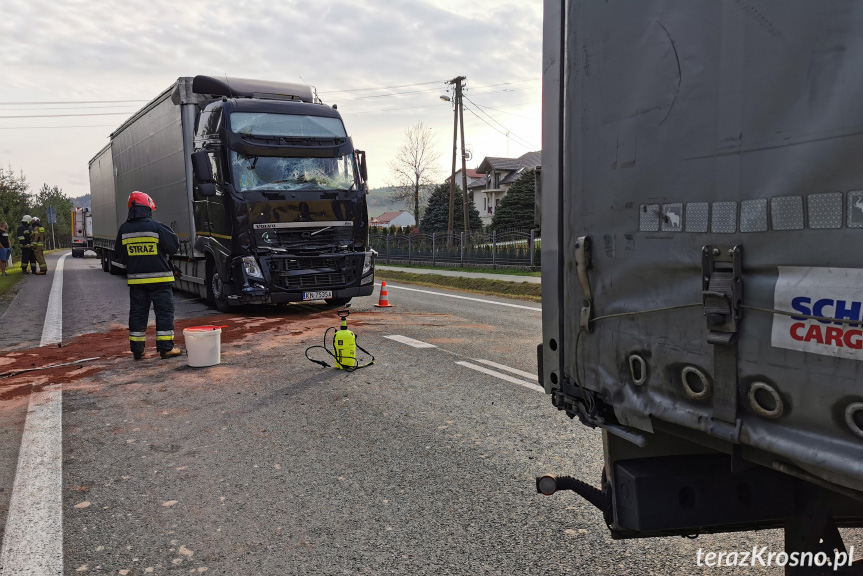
[46,205,57,250]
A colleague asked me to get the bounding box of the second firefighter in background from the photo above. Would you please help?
[116,191,182,360]
[30,217,47,275]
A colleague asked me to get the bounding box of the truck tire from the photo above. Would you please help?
[108,250,123,275]
[99,249,109,272]
[72,248,83,258]
[206,259,231,313]
[325,297,352,306]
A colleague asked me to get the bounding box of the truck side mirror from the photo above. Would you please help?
[356,150,368,182]
[191,151,216,183]
[198,183,218,197]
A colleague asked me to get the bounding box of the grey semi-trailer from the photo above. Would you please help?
[537,1,863,570]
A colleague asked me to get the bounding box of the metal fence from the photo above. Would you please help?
[369,228,540,269]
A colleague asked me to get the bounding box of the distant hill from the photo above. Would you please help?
[70,194,91,208]
[367,187,409,217]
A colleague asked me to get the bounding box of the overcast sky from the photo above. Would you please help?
[1,0,542,203]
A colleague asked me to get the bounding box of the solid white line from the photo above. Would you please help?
[374,282,541,312]
[472,359,538,381]
[456,361,545,393]
[40,253,69,346]
[0,385,63,575]
[383,334,438,348]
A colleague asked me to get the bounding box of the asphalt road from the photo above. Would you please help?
[0,253,856,575]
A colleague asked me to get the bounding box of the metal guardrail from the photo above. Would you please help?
[370,228,540,269]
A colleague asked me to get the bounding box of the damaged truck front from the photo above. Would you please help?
[89,75,374,311]
[537,0,863,567]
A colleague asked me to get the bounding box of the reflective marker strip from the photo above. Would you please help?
[471,359,538,381]
[456,361,545,394]
[383,335,438,348]
[0,385,63,576]
[376,283,541,312]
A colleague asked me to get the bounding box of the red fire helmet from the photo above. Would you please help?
[128,191,156,210]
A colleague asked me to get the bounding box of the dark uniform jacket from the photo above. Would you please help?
[15,222,30,247]
[115,205,180,285]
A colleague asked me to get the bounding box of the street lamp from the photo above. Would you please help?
[440,95,451,102]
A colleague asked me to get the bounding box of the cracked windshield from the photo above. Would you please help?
[230,112,355,192]
[231,152,356,192]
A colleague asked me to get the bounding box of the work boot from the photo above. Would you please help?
[36,270,47,275]
[134,352,144,361]
[160,347,182,359]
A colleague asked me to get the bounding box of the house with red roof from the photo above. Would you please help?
[369,210,416,228]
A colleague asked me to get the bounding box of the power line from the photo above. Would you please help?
[0,112,134,119]
[0,124,116,130]
[0,99,147,105]
[463,95,537,149]
[463,105,538,150]
[349,103,444,114]
[0,104,141,112]
[319,80,447,94]
[469,101,539,120]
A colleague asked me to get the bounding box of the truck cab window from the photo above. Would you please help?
[231,152,356,192]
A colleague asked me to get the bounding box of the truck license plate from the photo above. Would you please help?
[302,291,332,301]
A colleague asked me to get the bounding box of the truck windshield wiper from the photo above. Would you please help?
[309,226,332,236]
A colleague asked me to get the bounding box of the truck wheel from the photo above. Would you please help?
[108,251,122,275]
[99,250,109,272]
[325,297,352,306]
[206,259,231,313]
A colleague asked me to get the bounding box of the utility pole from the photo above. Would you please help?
[457,79,470,236]
[446,76,467,236]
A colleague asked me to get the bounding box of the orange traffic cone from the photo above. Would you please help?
[375,281,394,308]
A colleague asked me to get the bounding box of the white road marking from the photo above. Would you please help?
[383,335,438,348]
[472,359,538,381]
[40,253,69,346]
[456,361,545,393]
[0,387,63,575]
[374,282,541,312]
[0,254,68,575]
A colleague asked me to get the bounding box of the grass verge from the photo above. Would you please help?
[375,269,541,303]
[377,262,540,276]
[0,266,26,316]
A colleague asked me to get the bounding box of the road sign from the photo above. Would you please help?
[45,205,57,224]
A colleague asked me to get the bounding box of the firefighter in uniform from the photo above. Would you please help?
[30,217,47,275]
[16,215,35,274]
[116,191,182,360]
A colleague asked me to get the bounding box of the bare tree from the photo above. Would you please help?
[387,123,441,224]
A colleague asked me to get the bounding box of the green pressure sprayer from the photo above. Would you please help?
[305,306,374,371]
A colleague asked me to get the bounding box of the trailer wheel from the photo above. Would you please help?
[99,249,109,272]
[206,258,231,313]
[108,250,123,275]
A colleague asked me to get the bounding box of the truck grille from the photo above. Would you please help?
[257,227,353,252]
[278,273,347,291]
[267,255,359,291]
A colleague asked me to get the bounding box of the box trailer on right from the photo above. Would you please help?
[538,0,863,568]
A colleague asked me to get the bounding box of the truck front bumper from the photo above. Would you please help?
[230,251,375,305]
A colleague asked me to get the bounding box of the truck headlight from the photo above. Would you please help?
[241,256,264,279]
[362,252,374,276]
